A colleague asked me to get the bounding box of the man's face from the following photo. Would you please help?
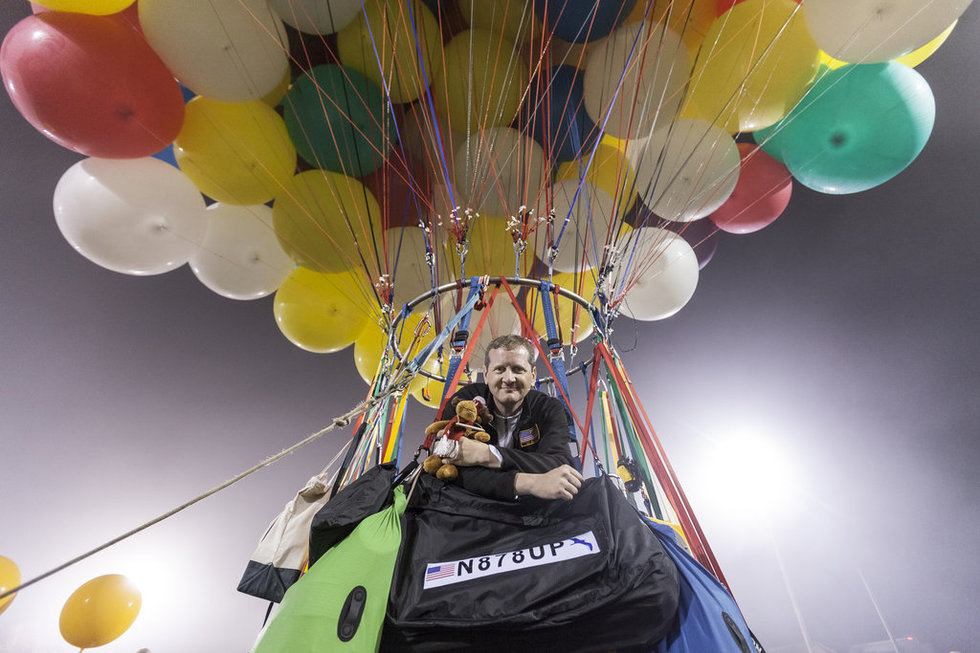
[485,346,535,416]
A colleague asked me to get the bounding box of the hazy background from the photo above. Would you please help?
[1,3,978,652]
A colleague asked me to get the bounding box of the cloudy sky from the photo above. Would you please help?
[1,3,978,652]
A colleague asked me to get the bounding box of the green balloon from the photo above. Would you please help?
[754,63,935,195]
[283,64,391,177]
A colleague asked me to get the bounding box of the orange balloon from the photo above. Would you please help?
[59,574,141,649]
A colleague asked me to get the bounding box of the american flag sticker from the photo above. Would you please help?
[424,563,455,584]
[517,426,539,448]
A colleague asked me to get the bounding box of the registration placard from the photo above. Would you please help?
[422,531,600,589]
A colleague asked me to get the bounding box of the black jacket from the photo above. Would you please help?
[438,384,573,501]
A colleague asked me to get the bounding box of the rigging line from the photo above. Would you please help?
[0,394,387,602]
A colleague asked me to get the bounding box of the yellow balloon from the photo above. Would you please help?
[261,68,292,107]
[175,97,296,205]
[337,0,442,104]
[273,170,383,273]
[32,0,133,14]
[636,0,717,56]
[274,267,373,353]
[59,574,141,649]
[409,355,450,407]
[459,0,543,45]
[683,0,819,133]
[434,29,528,134]
[447,216,521,279]
[353,312,434,385]
[0,556,20,616]
[555,136,637,218]
[525,272,596,344]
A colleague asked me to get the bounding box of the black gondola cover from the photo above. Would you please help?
[382,473,680,652]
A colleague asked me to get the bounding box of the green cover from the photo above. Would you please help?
[253,486,406,653]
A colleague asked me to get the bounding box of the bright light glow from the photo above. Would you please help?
[699,430,798,517]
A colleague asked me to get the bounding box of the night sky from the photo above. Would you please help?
[1,2,978,652]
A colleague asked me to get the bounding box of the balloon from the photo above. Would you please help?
[525,272,597,343]
[361,154,430,230]
[627,118,740,222]
[818,21,959,70]
[522,65,598,163]
[273,170,383,274]
[755,63,935,195]
[0,556,20,616]
[641,0,717,56]
[709,143,792,234]
[354,312,433,384]
[31,0,133,15]
[433,29,528,134]
[460,0,543,44]
[803,0,972,64]
[282,65,390,177]
[269,0,362,34]
[451,127,547,219]
[554,137,637,217]
[59,574,141,649]
[139,0,289,102]
[0,12,184,158]
[609,226,699,321]
[684,0,819,133]
[583,21,689,140]
[548,179,619,273]
[175,97,296,205]
[409,355,451,407]
[662,217,719,270]
[275,267,373,353]
[446,216,523,279]
[190,204,295,300]
[337,0,441,104]
[385,226,448,310]
[534,0,636,43]
[53,158,208,275]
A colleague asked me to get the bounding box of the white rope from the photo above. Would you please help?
[0,394,384,601]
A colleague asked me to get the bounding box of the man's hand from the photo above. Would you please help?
[441,436,500,468]
[514,465,584,500]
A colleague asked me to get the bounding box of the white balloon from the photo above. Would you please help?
[190,203,294,300]
[627,118,740,223]
[550,180,617,273]
[268,0,362,34]
[804,0,973,64]
[386,226,448,310]
[452,127,547,218]
[53,158,207,276]
[437,291,523,373]
[608,227,699,321]
[584,21,690,139]
[140,0,289,102]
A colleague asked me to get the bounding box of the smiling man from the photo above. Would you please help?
[437,334,584,502]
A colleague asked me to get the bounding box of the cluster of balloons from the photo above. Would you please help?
[0,0,968,395]
[0,556,141,650]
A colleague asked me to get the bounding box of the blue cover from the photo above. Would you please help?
[645,519,761,653]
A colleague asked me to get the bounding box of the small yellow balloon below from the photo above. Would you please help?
[33,0,133,15]
[555,136,637,218]
[59,574,141,649]
[274,267,374,353]
[525,272,597,344]
[0,555,20,616]
[409,355,451,407]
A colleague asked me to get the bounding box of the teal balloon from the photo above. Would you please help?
[754,63,935,195]
[282,65,390,177]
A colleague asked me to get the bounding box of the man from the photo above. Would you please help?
[437,334,584,502]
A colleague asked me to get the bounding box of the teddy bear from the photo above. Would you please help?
[422,397,492,482]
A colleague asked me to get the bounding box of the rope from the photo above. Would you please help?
[0,394,386,602]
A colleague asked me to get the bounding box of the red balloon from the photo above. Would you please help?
[1,12,183,158]
[361,154,431,231]
[709,142,792,234]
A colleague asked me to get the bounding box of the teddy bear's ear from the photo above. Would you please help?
[451,396,462,408]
